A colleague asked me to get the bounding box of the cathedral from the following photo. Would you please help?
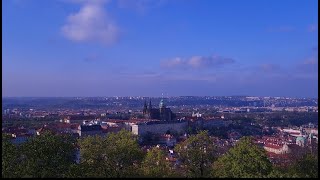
[142,99,176,121]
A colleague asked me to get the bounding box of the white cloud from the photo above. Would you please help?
[61,0,119,45]
[161,55,235,69]
[64,0,110,5]
[162,57,184,68]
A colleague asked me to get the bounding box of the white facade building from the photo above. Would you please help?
[131,121,187,136]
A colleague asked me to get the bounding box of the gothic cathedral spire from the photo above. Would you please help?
[149,99,152,109]
[143,100,148,114]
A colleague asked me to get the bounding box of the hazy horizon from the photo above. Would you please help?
[2,95,318,99]
[3,0,318,98]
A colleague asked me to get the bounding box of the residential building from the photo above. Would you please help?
[77,124,103,137]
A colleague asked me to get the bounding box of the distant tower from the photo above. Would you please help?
[149,99,152,110]
[160,92,166,107]
[308,133,313,144]
[159,99,166,109]
[143,100,148,114]
[308,132,314,154]
[159,98,168,121]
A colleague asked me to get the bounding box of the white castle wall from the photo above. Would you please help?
[132,121,188,136]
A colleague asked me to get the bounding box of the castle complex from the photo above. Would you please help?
[142,99,176,121]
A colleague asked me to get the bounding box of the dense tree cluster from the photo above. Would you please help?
[2,130,318,178]
[212,136,272,178]
[175,131,216,177]
[2,131,76,178]
[224,112,318,127]
[141,147,176,178]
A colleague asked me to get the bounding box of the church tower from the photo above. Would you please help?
[149,99,152,110]
[159,99,165,109]
[159,99,167,121]
[143,100,148,115]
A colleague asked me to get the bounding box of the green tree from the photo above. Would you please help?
[65,163,92,178]
[212,136,272,178]
[267,166,297,178]
[2,133,20,178]
[288,153,318,178]
[104,129,144,177]
[76,135,108,177]
[174,130,216,177]
[78,130,144,178]
[141,147,176,177]
[19,131,76,178]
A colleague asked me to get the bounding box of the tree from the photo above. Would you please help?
[77,129,144,178]
[288,153,318,178]
[76,135,108,177]
[141,147,176,177]
[104,129,144,177]
[174,130,216,177]
[212,136,272,178]
[2,133,20,178]
[19,131,76,178]
[267,166,298,178]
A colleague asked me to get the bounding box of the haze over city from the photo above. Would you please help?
[2,1,319,178]
[2,0,318,97]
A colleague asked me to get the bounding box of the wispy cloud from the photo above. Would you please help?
[65,0,109,4]
[61,0,120,45]
[295,47,318,74]
[161,55,235,69]
[258,63,282,73]
[307,24,318,32]
[122,73,162,79]
[267,26,295,32]
[117,0,167,13]
[303,57,318,65]
[118,70,219,83]
[167,73,218,82]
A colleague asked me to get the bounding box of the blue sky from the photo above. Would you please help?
[2,0,318,97]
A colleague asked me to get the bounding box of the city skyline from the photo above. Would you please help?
[3,0,318,98]
[1,95,318,99]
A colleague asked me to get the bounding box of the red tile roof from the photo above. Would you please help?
[56,123,72,129]
[264,143,283,149]
[266,152,289,159]
[105,119,151,123]
[289,132,301,135]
